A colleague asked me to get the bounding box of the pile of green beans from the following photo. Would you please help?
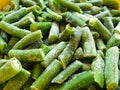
[0,0,120,90]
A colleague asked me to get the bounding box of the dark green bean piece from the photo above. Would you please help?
[96,38,107,53]
[10,0,20,10]
[12,30,42,49]
[41,41,67,68]
[58,24,75,42]
[103,17,114,33]
[48,22,59,44]
[0,35,7,52]
[31,59,62,90]
[89,17,111,41]
[114,22,120,34]
[48,0,62,14]
[54,71,94,90]
[30,22,52,33]
[52,60,83,84]
[92,51,104,88]
[73,47,84,60]
[0,57,22,84]
[75,2,93,11]
[21,0,37,7]
[107,33,120,48]
[105,46,119,90]
[111,9,120,17]
[62,12,86,27]
[31,63,44,80]
[46,8,62,21]
[3,8,29,23]
[40,44,50,55]
[3,68,30,90]
[81,27,96,59]
[95,10,111,20]
[58,26,82,68]
[53,0,82,12]
[87,0,103,6]
[0,21,31,38]
[8,49,45,62]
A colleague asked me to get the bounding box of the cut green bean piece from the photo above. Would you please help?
[3,68,30,90]
[12,30,42,49]
[114,22,120,34]
[30,22,52,33]
[54,71,94,90]
[40,44,50,55]
[52,60,83,84]
[105,46,119,90]
[31,63,44,80]
[48,22,59,44]
[54,0,82,12]
[81,27,96,59]
[21,0,37,7]
[33,0,46,10]
[107,33,120,48]
[111,9,120,17]
[48,0,62,14]
[46,8,62,21]
[41,41,67,68]
[31,60,62,90]
[91,6,101,15]
[0,57,22,84]
[103,17,114,33]
[58,26,82,68]
[96,38,107,53]
[0,12,4,21]
[91,31,100,39]
[0,21,31,38]
[41,11,53,21]
[58,24,75,42]
[92,52,104,88]
[8,49,45,62]
[0,35,7,52]
[73,47,84,60]
[95,10,111,19]
[3,8,29,23]
[75,2,93,11]
[89,17,111,41]
[62,12,86,27]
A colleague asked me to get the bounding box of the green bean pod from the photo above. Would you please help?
[58,26,82,68]
[105,46,119,90]
[0,12,4,21]
[58,24,75,42]
[107,33,120,48]
[0,57,22,84]
[41,41,67,68]
[87,0,103,6]
[3,8,29,23]
[0,35,7,52]
[12,30,42,49]
[53,0,82,12]
[111,9,120,17]
[52,60,83,84]
[0,21,31,38]
[8,49,45,62]
[31,59,62,90]
[21,0,37,7]
[3,68,30,90]
[81,27,96,59]
[48,22,59,44]
[62,12,86,27]
[92,52,104,88]
[54,71,94,90]
[31,63,44,80]
[89,17,111,41]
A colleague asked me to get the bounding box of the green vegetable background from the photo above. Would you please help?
[0,0,120,90]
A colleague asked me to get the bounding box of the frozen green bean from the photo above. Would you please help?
[21,0,37,7]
